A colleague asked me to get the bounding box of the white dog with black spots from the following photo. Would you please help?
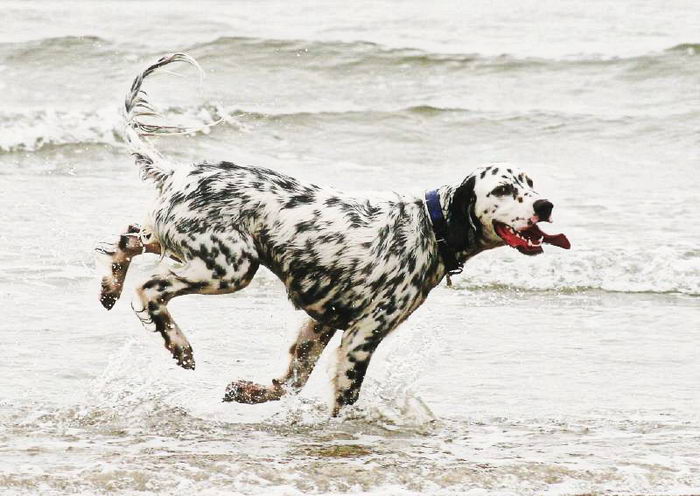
[96,54,570,416]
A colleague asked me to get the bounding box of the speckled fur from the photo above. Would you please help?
[96,54,554,415]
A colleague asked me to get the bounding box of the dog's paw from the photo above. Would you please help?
[222,380,277,404]
[170,344,195,370]
[95,242,123,310]
[100,288,118,310]
[99,277,121,310]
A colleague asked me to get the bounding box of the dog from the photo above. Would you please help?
[96,54,570,416]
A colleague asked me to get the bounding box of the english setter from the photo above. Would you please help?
[96,54,570,416]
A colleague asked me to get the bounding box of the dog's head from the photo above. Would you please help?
[447,165,570,256]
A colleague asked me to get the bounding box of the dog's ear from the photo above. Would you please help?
[446,176,480,252]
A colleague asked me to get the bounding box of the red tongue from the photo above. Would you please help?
[542,232,571,249]
[526,224,571,249]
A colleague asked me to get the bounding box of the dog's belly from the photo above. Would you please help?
[287,283,367,330]
[265,257,436,331]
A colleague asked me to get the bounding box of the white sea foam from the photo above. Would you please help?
[0,107,122,152]
[458,245,699,295]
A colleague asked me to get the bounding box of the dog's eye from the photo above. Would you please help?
[491,184,512,196]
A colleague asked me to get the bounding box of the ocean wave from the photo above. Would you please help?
[187,35,700,72]
[0,107,123,152]
[0,104,234,153]
[3,33,696,74]
[667,43,700,54]
[0,35,117,63]
[454,246,699,296]
[190,35,481,69]
[3,102,696,153]
[0,34,107,47]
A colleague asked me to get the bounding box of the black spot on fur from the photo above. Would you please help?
[285,192,316,208]
[142,279,172,292]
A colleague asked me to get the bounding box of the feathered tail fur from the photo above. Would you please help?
[123,53,212,186]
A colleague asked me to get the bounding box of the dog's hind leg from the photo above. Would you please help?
[133,233,259,370]
[95,224,161,310]
[223,318,336,404]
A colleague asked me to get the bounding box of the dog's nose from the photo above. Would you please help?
[533,199,553,221]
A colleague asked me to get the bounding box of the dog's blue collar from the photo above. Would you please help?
[425,189,464,277]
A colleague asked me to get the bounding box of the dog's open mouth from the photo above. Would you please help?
[493,221,571,256]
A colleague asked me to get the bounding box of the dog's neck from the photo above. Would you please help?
[433,184,490,268]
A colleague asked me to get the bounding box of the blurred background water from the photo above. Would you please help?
[1,1,699,494]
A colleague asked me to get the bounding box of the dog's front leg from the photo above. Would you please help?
[332,322,387,416]
[223,318,336,404]
[95,224,161,310]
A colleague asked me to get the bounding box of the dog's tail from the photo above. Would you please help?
[124,53,217,186]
